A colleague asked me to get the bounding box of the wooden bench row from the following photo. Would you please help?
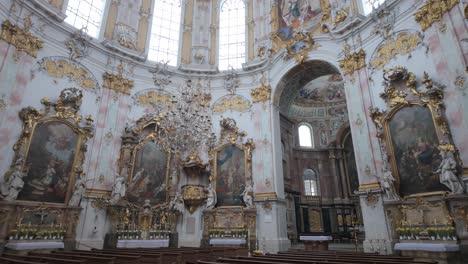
[189,250,436,264]
[0,246,248,264]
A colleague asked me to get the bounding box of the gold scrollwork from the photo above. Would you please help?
[333,7,350,27]
[414,0,459,31]
[133,89,174,107]
[338,43,366,75]
[212,95,251,113]
[283,31,320,64]
[370,32,423,71]
[103,65,134,95]
[0,18,44,58]
[250,75,271,103]
[39,58,98,91]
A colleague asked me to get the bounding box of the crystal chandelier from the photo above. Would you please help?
[155,79,213,160]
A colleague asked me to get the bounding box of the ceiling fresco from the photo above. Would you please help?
[294,74,345,106]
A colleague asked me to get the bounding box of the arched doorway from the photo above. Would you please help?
[275,60,362,246]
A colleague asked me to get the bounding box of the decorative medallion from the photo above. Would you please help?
[39,57,99,91]
[338,43,366,75]
[370,31,423,71]
[414,0,459,31]
[0,17,44,58]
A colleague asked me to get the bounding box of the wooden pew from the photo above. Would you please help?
[29,252,115,264]
[52,251,140,264]
[2,253,85,264]
[0,257,48,264]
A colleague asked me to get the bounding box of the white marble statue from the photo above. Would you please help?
[69,176,86,206]
[435,151,465,194]
[169,191,185,213]
[379,167,399,200]
[241,182,254,209]
[205,182,217,209]
[110,174,127,204]
[0,159,26,201]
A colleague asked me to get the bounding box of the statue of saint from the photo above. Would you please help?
[241,182,254,209]
[435,151,465,194]
[1,159,27,201]
[379,167,399,200]
[169,191,184,213]
[205,182,217,209]
[69,175,86,206]
[110,174,127,204]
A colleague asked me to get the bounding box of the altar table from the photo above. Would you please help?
[5,241,64,250]
[300,236,333,251]
[394,243,460,264]
[117,239,169,248]
[209,238,247,246]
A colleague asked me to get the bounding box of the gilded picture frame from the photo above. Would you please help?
[118,115,172,206]
[370,67,460,197]
[208,118,255,208]
[3,88,94,205]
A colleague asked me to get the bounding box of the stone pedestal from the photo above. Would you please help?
[300,235,332,251]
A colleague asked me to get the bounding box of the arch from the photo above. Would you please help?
[272,60,342,110]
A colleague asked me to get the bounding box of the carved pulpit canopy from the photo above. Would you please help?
[0,88,94,205]
[370,67,464,197]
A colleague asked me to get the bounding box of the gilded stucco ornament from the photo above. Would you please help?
[370,67,463,197]
[370,32,424,71]
[338,43,366,75]
[212,95,251,113]
[132,89,174,108]
[414,0,459,31]
[0,17,44,58]
[333,7,350,27]
[283,31,320,64]
[39,57,99,91]
[250,74,271,103]
[103,63,134,95]
[181,185,207,214]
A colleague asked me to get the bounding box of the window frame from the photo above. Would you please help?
[361,0,387,16]
[303,169,319,196]
[298,123,314,148]
[217,0,247,71]
[147,0,183,66]
[64,0,107,39]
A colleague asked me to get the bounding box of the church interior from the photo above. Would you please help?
[0,0,467,263]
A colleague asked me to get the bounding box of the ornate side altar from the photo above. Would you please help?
[200,119,257,250]
[0,89,94,250]
[370,68,467,263]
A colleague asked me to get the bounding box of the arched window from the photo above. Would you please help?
[219,0,246,70]
[298,124,314,148]
[65,0,106,38]
[362,0,386,15]
[303,169,318,196]
[148,0,182,65]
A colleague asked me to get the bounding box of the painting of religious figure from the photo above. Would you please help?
[18,121,80,204]
[127,140,169,205]
[216,145,245,206]
[388,105,447,196]
[276,0,323,41]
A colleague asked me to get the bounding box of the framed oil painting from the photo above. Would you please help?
[386,104,447,196]
[215,145,246,207]
[127,139,170,206]
[18,121,81,204]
